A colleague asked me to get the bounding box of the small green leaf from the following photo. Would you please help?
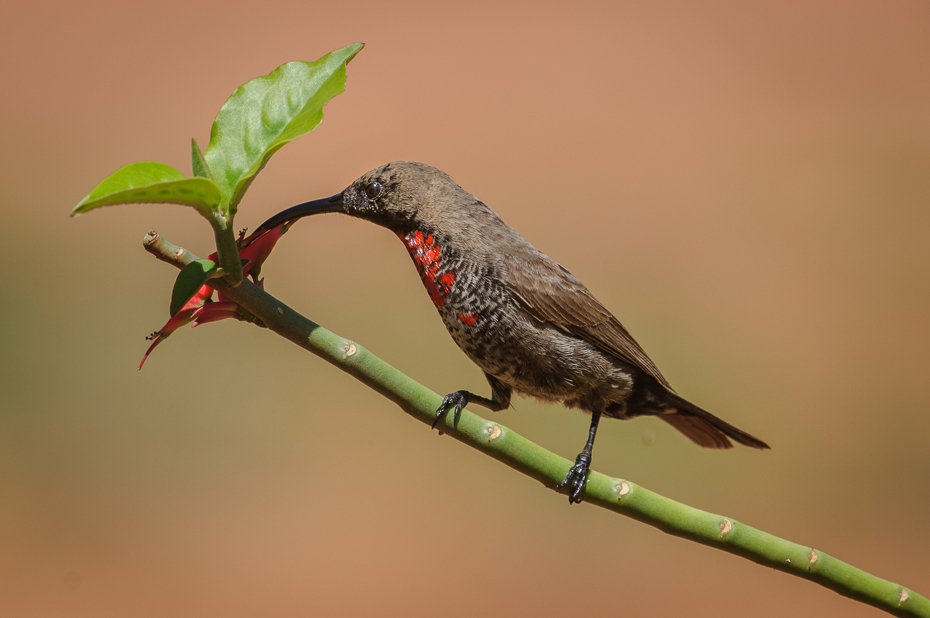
[191,138,214,181]
[205,42,364,214]
[170,258,217,316]
[71,162,222,219]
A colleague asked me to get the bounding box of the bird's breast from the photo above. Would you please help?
[396,229,487,326]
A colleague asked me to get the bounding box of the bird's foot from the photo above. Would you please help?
[557,451,591,505]
[433,390,470,431]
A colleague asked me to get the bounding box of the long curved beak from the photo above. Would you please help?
[255,193,344,233]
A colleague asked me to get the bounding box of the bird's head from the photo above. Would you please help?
[256,161,465,233]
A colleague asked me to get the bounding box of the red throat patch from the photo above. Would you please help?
[398,230,455,308]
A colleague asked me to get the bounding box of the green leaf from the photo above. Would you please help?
[204,42,364,214]
[170,258,217,316]
[191,138,214,181]
[71,162,222,219]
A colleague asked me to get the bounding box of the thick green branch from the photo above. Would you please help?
[143,229,929,618]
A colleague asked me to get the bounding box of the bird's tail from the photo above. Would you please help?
[659,392,770,450]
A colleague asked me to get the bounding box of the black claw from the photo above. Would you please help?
[557,452,591,505]
[433,391,469,431]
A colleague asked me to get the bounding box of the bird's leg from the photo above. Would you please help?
[433,374,512,430]
[558,409,602,505]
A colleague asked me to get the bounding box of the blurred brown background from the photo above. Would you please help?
[1,1,928,616]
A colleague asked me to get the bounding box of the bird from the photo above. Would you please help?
[256,161,769,504]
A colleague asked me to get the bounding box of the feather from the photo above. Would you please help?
[498,252,672,389]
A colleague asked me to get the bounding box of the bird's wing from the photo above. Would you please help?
[498,252,673,390]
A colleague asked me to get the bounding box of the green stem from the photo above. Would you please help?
[209,215,243,285]
[143,229,929,618]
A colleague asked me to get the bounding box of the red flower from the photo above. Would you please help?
[138,224,285,369]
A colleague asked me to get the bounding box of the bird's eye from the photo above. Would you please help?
[364,181,383,200]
